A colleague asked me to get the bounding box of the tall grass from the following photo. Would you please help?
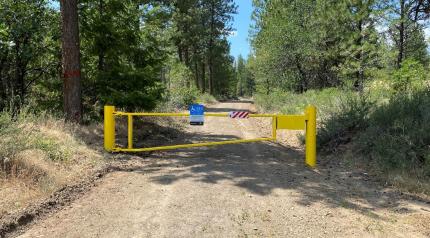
[254,88,355,120]
[0,109,78,178]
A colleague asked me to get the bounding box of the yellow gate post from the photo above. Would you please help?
[305,105,317,167]
[272,115,277,141]
[128,115,133,149]
[104,105,115,151]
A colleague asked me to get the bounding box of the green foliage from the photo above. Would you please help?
[236,55,255,97]
[97,66,164,111]
[171,0,237,96]
[80,0,169,112]
[254,88,347,119]
[250,0,383,93]
[164,60,199,109]
[0,0,237,117]
[402,25,430,66]
[0,109,71,162]
[317,94,374,151]
[167,87,200,109]
[392,59,427,93]
[249,0,430,94]
[357,90,430,175]
[0,0,59,111]
[168,60,194,88]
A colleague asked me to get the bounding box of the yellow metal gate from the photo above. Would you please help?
[104,105,317,167]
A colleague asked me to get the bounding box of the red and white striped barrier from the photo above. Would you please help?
[229,111,249,119]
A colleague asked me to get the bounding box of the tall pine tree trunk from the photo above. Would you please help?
[355,17,364,92]
[208,0,215,95]
[97,0,105,71]
[201,61,206,93]
[397,0,405,68]
[60,0,82,123]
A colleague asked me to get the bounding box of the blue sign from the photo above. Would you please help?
[189,104,204,125]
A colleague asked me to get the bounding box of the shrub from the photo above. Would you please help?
[198,93,217,104]
[0,109,74,172]
[161,60,201,109]
[254,88,352,119]
[392,59,427,94]
[358,89,430,175]
[167,87,200,109]
[317,94,374,151]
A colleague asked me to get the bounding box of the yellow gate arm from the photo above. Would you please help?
[104,105,317,167]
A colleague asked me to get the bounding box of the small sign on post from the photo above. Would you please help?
[189,104,204,125]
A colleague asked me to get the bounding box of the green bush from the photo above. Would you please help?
[254,88,351,119]
[160,60,201,109]
[98,66,164,111]
[392,59,427,94]
[167,87,200,109]
[358,90,430,175]
[317,94,374,151]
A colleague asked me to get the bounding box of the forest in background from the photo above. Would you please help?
[247,0,429,93]
[0,0,238,120]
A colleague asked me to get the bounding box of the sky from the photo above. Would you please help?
[227,0,253,60]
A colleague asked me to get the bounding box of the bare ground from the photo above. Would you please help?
[15,101,430,237]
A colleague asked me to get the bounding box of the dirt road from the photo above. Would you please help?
[18,101,430,237]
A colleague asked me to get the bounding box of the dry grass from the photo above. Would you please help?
[0,113,106,217]
[0,110,185,219]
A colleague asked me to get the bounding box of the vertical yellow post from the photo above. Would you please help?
[272,115,277,141]
[128,115,133,149]
[104,106,115,151]
[305,105,317,167]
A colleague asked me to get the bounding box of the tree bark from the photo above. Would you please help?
[397,0,405,68]
[201,61,206,93]
[208,0,215,95]
[97,0,105,71]
[355,16,364,92]
[60,0,82,123]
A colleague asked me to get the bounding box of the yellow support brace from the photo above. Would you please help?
[104,105,115,152]
[115,137,272,152]
[114,112,275,118]
[305,105,317,167]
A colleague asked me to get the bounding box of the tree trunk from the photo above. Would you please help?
[98,0,105,71]
[355,17,364,91]
[60,0,82,123]
[208,1,215,95]
[201,61,206,93]
[397,0,405,68]
[193,49,200,90]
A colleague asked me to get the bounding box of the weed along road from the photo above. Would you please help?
[19,102,430,237]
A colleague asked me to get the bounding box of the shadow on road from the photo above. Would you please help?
[107,126,430,222]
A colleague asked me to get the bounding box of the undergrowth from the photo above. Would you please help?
[254,80,430,194]
[0,108,89,180]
